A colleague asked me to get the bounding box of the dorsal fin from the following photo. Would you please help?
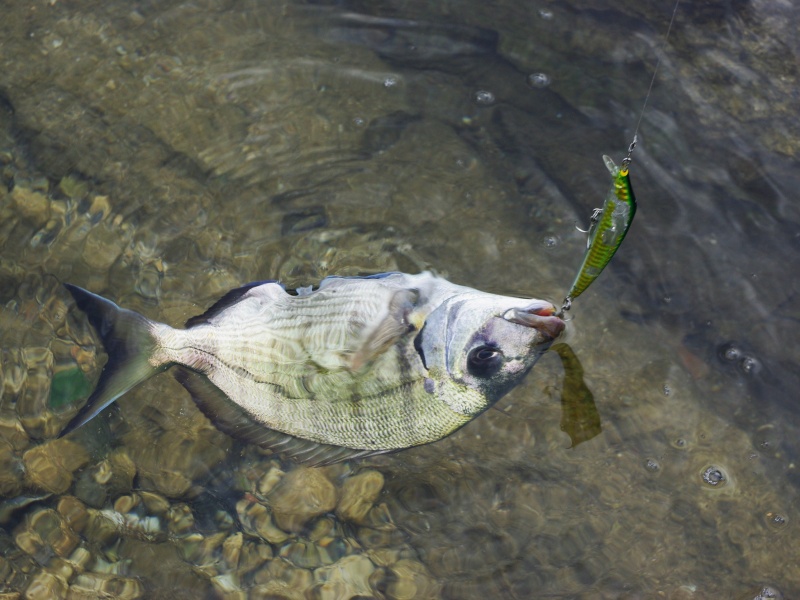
[185,281,282,328]
[172,367,388,467]
[318,271,401,288]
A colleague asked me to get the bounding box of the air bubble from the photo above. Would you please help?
[473,90,495,105]
[752,424,781,457]
[740,355,761,375]
[752,585,784,600]
[719,343,742,362]
[644,458,660,473]
[663,384,671,396]
[383,76,398,88]
[541,235,559,249]
[701,465,727,487]
[538,9,553,19]
[527,73,551,89]
[763,511,788,532]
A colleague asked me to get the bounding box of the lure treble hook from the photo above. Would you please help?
[621,135,637,173]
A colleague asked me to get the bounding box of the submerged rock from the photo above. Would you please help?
[222,532,243,570]
[311,554,377,599]
[269,468,337,533]
[279,539,337,570]
[355,502,403,550]
[11,185,50,227]
[15,347,57,440]
[236,497,290,545]
[0,439,24,497]
[236,539,273,577]
[336,469,385,524]
[15,508,80,561]
[138,491,170,515]
[385,559,441,600]
[166,503,195,537]
[120,399,231,498]
[256,465,285,497]
[57,496,89,535]
[68,572,145,600]
[210,572,245,600]
[24,570,68,600]
[251,558,314,600]
[22,438,90,494]
[104,450,137,497]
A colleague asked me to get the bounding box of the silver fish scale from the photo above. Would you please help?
[153,276,477,449]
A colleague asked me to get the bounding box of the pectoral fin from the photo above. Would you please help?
[349,288,421,371]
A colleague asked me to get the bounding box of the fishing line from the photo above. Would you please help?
[606,0,683,207]
[631,0,682,142]
[557,0,681,318]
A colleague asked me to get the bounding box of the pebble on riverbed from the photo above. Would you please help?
[268,467,338,533]
[23,438,90,494]
[10,185,50,228]
[336,469,385,524]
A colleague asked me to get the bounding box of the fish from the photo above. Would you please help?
[562,143,637,312]
[60,272,564,465]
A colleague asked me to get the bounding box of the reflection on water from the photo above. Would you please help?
[1,0,799,597]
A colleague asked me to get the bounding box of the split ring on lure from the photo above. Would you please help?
[559,137,637,316]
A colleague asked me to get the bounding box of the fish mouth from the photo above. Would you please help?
[503,301,565,340]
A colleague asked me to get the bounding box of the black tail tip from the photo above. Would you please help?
[64,283,103,314]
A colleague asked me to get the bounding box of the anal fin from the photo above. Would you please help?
[173,367,387,467]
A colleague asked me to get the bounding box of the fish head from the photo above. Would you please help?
[420,292,565,415]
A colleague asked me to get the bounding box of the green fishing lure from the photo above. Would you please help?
[561,139,637,313]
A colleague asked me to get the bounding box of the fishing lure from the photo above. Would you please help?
[560,137,637,314]
[556,0,682,315]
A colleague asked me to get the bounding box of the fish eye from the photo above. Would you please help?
[467,344,503,378]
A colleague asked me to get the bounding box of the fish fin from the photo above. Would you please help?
[319,272,402,286]
[173,367,387,466]
[60,284,163,437]
[185,280,283,328]
[603,154,619,176]
[350,288,420,371]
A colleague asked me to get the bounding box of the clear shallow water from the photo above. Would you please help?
[1,0,799,598]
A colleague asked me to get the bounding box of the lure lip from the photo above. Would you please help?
[503,301,565,340]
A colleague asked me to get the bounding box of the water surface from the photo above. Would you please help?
[1,0,798,598]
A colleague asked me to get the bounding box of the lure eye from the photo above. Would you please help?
[467,345,503,378]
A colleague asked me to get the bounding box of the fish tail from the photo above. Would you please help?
[59,284,164,437]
